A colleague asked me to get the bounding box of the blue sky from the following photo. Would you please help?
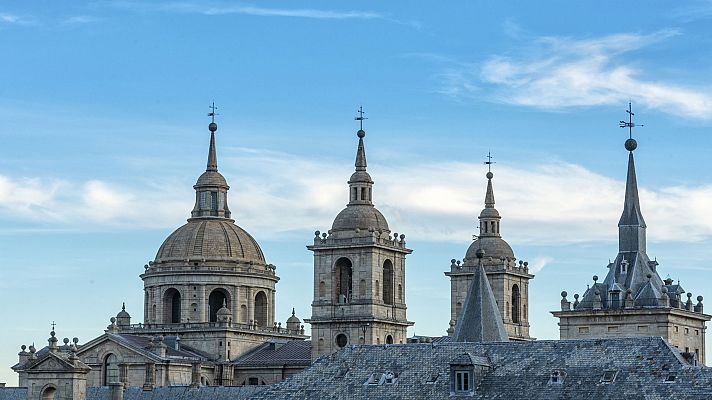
[3,0,712,385]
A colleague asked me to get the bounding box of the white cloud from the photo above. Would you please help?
[443,30,712,120]
[61,15,99,25]
[2,148,712,245]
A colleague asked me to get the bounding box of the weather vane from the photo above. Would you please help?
[484,151,496,172]
[208,101,219,123]
[355,105,367,130]
[619,102,643,139]
[51,321,56,331]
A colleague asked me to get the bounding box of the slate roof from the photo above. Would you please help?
[0,388,26,400]
[0,385,265,400]
[452,264,508,342]
[254,337,712,400]
[233,340,311,368]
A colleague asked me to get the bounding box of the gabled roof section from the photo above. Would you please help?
[452,264,508,343]
[233,340,311,367]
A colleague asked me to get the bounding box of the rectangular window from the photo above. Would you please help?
[578,326,589,334]
[607,326,619,332]
[219,192,225,209]
[199,191,208,209]
[674,326,679,333]
[211,192,218,210]
[601,370,618,383]
[637,326,648,332]
[685,328,689,335]
[455,370,470,392]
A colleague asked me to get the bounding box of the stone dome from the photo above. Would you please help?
[195,170,228,188]
[465,236,514,263]
[155,219,265,264]
[331,205,390,233]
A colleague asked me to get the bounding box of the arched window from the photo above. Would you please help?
[512,284,521,323]
[386,335,394,344]
[319,281,326,298]
[163,288,181,324]
[334,258,353,303]
[208,289,229,322]
[41,386,57,400]
[335,333,348,348]
[361,187,367,201]
[190,302,199,322]
[383,260,394,305]
[254,291,268,327]
[352,188,357,202]
[103,354,119,385]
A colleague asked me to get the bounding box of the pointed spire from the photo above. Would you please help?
[122,302,126,311]
[453,252,508,342]
[206,123,218,172]
[355,130,367,171]
[484,172,495,208]
[618,138,647,253]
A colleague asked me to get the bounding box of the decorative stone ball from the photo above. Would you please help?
[73,337,79,344]
[110,317,116,323]
[63,338,70,345]
[486,171,493,180]
[593,275,598,282]
[688,293,693,298]
[625,138,637,151]
[626,288,632,294]
[561,291,568,298]
[314,230,320,237]
[209,122,218,132]
[451,259,457,264]
[357,129,365,138]
[698,296,704,302]
[400,234,405,239]
[21,345,26,351]
[646,273,652,279]
[662,287,668,293]
[475,249,485,259]
[574,294,579,299]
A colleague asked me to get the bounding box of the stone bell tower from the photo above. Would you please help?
[306,111,413,360]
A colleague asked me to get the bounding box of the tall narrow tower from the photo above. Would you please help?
[446,166,534,340]
[553,104,710,364]
[306,119,413,360]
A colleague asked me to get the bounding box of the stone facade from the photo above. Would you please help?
[446,171,534,340]
[306,128,413,359]
[552,134,710,364]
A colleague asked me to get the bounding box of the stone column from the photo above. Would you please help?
[142,363,155,391]
[109,382,124,400]
[198,285,207,323]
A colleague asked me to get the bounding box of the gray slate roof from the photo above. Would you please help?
[452,264,508,343]
[233,340,311,368]
[254,337,712,400]
[0,386,265,400]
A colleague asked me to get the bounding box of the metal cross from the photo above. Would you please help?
[619,102,643,139]
[484,151,496,172]
[208,101,219,123]
[51,321,56,331]
[355,105,367,130]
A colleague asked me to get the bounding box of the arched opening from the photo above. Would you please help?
[319,281,326,298]
[190,302,198,322]
[163,288,181,324]
[351,187,357,202]
[386,335,393,344]
[103,353,119,385]
[511,284,521,323]
[41,386,57,400]
[208,289,229,323]
[383,260,394,305]
[254,291,268,327]
[334,258,353,304]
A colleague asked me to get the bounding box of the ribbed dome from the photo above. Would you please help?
[155,219,265,264]
[195,170,228,188]
[466,237,514,262]
[331,205,390,232]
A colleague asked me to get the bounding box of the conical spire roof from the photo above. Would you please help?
[206,123,218,172]
[484,171,495,208]
[619,150,646,228]
[453,260,509,343]
[355,130,367,171]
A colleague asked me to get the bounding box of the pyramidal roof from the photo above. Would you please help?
[452,263,508,342]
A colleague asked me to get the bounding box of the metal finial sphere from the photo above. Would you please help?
[486,171,493,180]
[561,291,568,298]
[357,129,365,138]
[625,138,637,151]
[209,122,218,132]
[475,248,485,259]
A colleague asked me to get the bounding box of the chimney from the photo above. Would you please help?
[109,382,124,400]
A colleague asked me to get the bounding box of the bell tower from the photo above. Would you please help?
[306,111,413,359]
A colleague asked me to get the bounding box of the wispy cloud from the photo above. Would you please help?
[61,15,100,26]
[2,148,712,247]
[0,13,36,25]
[441,30,712,120]
[107,1,420,27]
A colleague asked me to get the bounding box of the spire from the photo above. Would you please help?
[453,251,509,343]
[347,107,374,206]
[484,172,495,208]
[207,102,219,172]
[617,108,647,253]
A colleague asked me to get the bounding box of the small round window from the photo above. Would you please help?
[335,333,348,348]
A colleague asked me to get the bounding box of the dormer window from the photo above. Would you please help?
[664,374,676,383]
[600,370,618,383]
[548,370,566,384]
[454,370,472,393]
